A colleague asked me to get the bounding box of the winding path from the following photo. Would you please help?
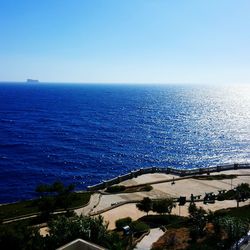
[75,193,101,216]
[134,228,165,250]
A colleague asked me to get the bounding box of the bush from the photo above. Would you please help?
[194,174,236,181]
[130,221,149,234]
[106,185,126,193]
[115,217,132,230]
[141,185,153,192]
[214,216,249,243]
[139,215,187,228]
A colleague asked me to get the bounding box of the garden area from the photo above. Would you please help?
[0,182,249,250]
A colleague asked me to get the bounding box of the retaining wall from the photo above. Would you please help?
[87,163,250,191]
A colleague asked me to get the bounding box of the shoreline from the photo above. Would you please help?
[87,162,250,191]
[1,167,250,227]
[1,162,249,206]
[92,168,250,229]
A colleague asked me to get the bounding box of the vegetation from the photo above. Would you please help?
[152,198,175,215]
[217,189,236,201]
[1,204,249,250]
[0,200,39,222]
[1,180,250,250]
[214,204,250,220]
[140,185,153,192]
[47,215,109,249]
[115,217,132,230]
[136,197,152,215]
[193,174,236,181]
[186,202,250,250]
[0,221,42,250]
[236,183,250,198]
[149,202,250,250]
[0,214,124,250]
[188,202,207,240]
[0,191,91,221]
[217,183,250,202]
[130,221,149,236]
[115,217,149,248]
[106,185,126,193]
[106,184,153,193]
[115,217,149,235]
[213,216,249,248]
[136,197,175,217]
[36,181,76,218]
[139,214,188,228]
[152,227,190,250]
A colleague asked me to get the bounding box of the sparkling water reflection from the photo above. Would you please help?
[0,83,249,202]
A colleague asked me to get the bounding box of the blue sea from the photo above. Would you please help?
[0,83,249,203]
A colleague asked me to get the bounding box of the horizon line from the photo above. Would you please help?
[0,81,249,85]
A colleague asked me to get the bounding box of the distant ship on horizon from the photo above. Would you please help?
[26,79,39,83]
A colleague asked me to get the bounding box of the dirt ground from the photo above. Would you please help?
[151,227,190,250]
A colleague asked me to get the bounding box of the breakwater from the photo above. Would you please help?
[87,163,250,191]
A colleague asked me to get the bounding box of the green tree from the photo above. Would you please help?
[38,196,56,220]
[35,181,76,218]
[47,215,112,249]
[136,197,152,215]
[0,214,121,250]
[236,183,250,194]
[36,184,51,196]
[0,222,43,250]
[236,183,250,207]
[188,202,207,240]
[188,202,197,217]
[152,198,175,215]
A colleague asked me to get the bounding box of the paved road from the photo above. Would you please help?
[240,240,250,250]
[75,193,101,216]
[134,228,165,250]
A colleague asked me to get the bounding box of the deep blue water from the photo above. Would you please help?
[0,83,249,203]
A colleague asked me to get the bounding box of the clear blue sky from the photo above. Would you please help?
[0,0,249,84]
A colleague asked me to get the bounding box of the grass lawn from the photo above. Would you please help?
[0,192,91,221]
[0,200,39,221]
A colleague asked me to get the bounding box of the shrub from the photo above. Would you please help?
[130,221,149,234]
[106,185,126,193]
[141,185,153,192]
[115,217,132,230]
[139,214,187,228]
[214,216,249,239]
[194,174,236,181]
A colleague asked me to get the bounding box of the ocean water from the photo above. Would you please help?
[0,83,249,203]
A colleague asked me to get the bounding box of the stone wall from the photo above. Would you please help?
[87,163,250,191]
